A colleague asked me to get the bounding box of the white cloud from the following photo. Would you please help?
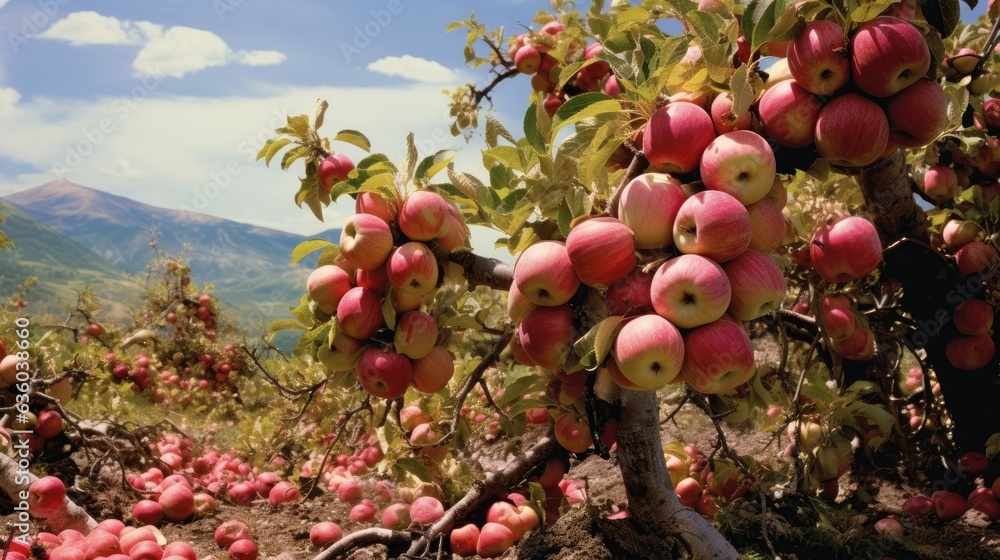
[0,82,498,246]
[0,1,11,9]
[38,11,141,46]
[232,50,287,67]
[133,27,230,78]
[367,55,459,83]
[37,12,284,79]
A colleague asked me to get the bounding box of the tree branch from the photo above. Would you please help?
[429,243,513,291]
[0,453,97,534]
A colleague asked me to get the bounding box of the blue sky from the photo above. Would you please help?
[0,0,552,250]
[0,1,991,248]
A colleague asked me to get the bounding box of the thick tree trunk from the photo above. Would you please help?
[0,452,97,534]
[617,389,738,560]
[861,150,1000,453]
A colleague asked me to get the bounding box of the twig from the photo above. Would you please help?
[428,325,514,447]
[606,153,647,217]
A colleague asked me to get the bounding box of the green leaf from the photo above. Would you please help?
[395,457,433,482]
[295,176,325,221]
[268,318,309,335]
[742,0,795,53]
[615,5,651,26]
[291,239,334,264]
[259,137,292,166]
[415,150,459,182]
[317,245,341,267]
[728,65,755,127]
[485,114,517,147]
[551,92,621,137]
[383,292,397,331]
[920,0,960,38]
[309,99,329,132]
[524,103,546,153]
[333,129,372,152]
[403,132,418,186]
[987,433,1000,459]
[849,0,897,23]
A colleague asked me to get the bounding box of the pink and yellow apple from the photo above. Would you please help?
[642,102,717,174]
[387,242,439,296]
[757,80,822,148]
[850,16,931,98]
[651,254,732,329]
[517,305,576,370]
[398,190,453,241]
[617,173,687,249]
[356,346,413,399]
[786,20,850,95]
[722,250,787,321]
[613,314,685,390]
[565,217,637,288]
[513,241,581,307]
[814,94,888,167]
[340,214,394,271]
[809,216,882,283]
[673,190,751,263]
[680,319,756,394]
[699,130,776,205]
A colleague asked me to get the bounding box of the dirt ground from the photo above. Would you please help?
[5,398,1000,560]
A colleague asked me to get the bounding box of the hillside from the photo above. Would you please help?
[0,201,138,321]
[2,180,341,327]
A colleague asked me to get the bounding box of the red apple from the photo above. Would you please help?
[307,265,353,315]
[932,490,968,520]
[814,94,888,167]
[710,91,752,135]
[340,214,393,271]
[193,492,216,516]
[920,165,958,204]
[381,502,412,530]
[831,326,875,361]
[337,479,362,503]
[606,267,655,315]
[410,346,454,393]
[449,523,480,556]
[651,254,731,328]
[555,412,593,453]
[613,314,685,390]
[517,305,576,370]
[885,78,950,148]
[356,346,413,399]
[506,281,535,324]
[700,130,776,205]
[356,191,396,222]
[565,217,637,288]
[35,410,63,439]
[410,496,445,525]
[132,500,163,526]
[29,476,66,513]
[722,249,788,321]
[810,216,882,283]
[786,20,850,95]
[642,101,716,174]
[942,220,984,251]
[617,173,687,249]
[757,80,822,148]
[214,520,252,549]
[821,294,857,341]
[675,477,702,507]
[955,241,997,276]
[336,287,386,339]
[680,319,756,394]
[158,483,195,521]
[393,310,438,359]
[673,190,751,263]
[745,197,785,253]
[309,522,342,548]
[903,494,934,517]
[850,16,931,97]
[515,45,541,74]
[476,522,516,558]
[513,241,581,307]
[874,517,903,537]
[954,299,994,336]
[959,451,990,476]
[387,242,439,296]
[946,334,995,370]
[228,539,258,560]
[486,501,539,541]
[162,543,195,560]
[399,190,453,241]
[317,154,354,191]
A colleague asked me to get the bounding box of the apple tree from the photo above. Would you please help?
[257,0,1000,557]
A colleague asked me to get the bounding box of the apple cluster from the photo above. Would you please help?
[27,475,226,560]
[663,443,751,519]
[507,21,618,116]
[820,293,875,361]
[755,16,948,168]
[511,131,789,403]
[928,218,1000,371]
[900,451,999,523]
[308,189,469,400]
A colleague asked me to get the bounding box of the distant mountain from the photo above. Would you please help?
[0,201,139,321]
[3,180,341,327]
